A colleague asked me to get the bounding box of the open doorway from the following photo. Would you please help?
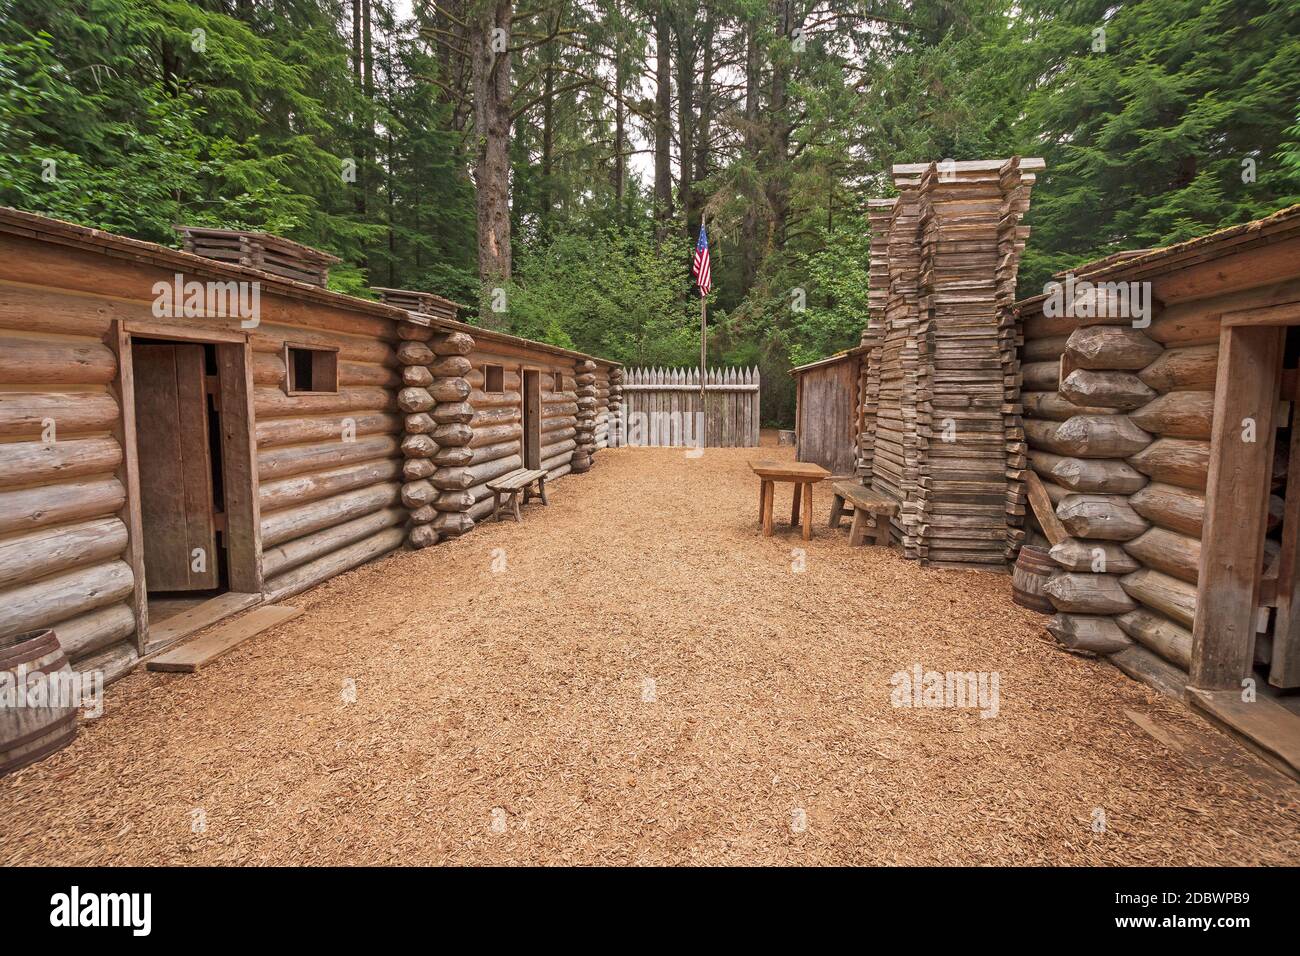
[523,369,541,469]
[127,335,261,651]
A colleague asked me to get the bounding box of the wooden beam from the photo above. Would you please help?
[109,321,149,655]
[216,342,264,595]
[1024,471,1067,546]
[1190,323,1284,690]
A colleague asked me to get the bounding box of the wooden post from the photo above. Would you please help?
[1190,324,1284,690]
[699,296,707,449]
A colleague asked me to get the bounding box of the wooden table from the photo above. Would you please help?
[750,460,831,541]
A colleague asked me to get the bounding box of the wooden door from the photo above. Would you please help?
[523,370,541,469]
[132,343,219,591]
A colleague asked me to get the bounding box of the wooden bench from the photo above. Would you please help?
[829,481,898,547]
[487,468,549,522]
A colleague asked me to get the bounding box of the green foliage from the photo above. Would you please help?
[2,0,1299,431]
[506,223,700,366]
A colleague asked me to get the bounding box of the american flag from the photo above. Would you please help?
[692,223,712,296]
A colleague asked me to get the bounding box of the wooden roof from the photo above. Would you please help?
[790,345,867,376]
[0,206,618,367]
[1016,204,1300,312]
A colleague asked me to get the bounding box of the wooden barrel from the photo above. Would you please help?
[1012,545,1056,614]
[0,628,77,776]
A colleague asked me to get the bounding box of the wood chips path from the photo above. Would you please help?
[2,439,1296,865]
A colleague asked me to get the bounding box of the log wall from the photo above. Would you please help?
[0,208,617,690]
[1016,257,1281,679]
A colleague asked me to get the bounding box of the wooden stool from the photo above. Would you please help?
[749,460,831,541]
[829,480,898,547]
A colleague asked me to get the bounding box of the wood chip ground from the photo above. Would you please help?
[1,437,1295,864]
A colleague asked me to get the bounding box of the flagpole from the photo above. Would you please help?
[699,290,707,446]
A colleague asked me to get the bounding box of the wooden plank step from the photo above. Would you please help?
[147,604,303,673]
[1187,687,1300,780]
[144,591,261,654]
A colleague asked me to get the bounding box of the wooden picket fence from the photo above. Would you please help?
[619,366,761,447]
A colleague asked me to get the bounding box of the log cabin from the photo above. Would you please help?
[1015,204,1300,776]
[0,208,618,686]
[791,348,865,476]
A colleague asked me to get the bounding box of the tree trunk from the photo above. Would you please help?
[653,4,674,228]
[740,15,760,294]
[472,0,513,326]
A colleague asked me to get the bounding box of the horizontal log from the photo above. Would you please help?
[1059,370,1154,410]
[540,438,576,460]
[0,517,128,591]
[469,406,521,428]
[1121,568,1197,629]
[434,401,475,425]
[256,434,399,481]
[0,336,117,386]
[259,458,401,514]
[1137,345,1218,392]
[1043,571,1137,615]
[1023,419,1070,455]
[403,365,433,387]
[0,478,126,536]
[261,507,405,579]
[1116,608,1193,669]
[397,387,434,413]
[1053,415,1152,458]
[0,391,120,440]
[1057,494,1149,541]
[396,341,435,366]
[469,422,522,448]
[1128,438,1210,491]
[0,559,134,640]
[1050,456,1147,494]
[468,388,520,407]
[264,526,406,604]
[255,386,395,418]
[73,638,139,685]
[1122,526,1200,584]
[1047,614,1133,655]
[432,331,474,356]
[1020,362,1059,390]
[400,480,436,509]
[0,436,122,489]
[255,411,399,448]
[260,481,400,547]
[1066,326,1163,370]
[469,440,522,465]
[1049,539,1140,574]
[434,455,521,491]
[431,510,474,537]
[48,601,135,661]
[1022,391,1111,422]
[1127,391,1213,439]
[251,324,391,365]
[1128,482,1204,537]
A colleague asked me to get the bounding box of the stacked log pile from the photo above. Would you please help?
[870,173,925,553]
[1019,277,1225,674]
[572,359,598,473]
[608,368,624,448]
[594,365,612,450]
[864,158,1041,567]
[908,159,1038,567]
[423,330,477,539]
[857,199,894,482]
[396,321,441,549]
